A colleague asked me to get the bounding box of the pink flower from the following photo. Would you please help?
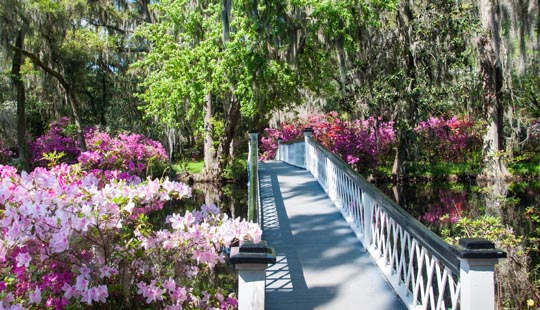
[170,286,188,303]
[49,230,69,253]
[75,276,89,291]
[62,283,77,299]
[99,266,118,279]
[137,280,164,304]
[163,278,176,292]
[81,285,108,304]
[15,252,31,268]
[29,286,42,304]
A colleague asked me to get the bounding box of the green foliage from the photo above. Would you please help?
[525,206,540,283]
[222,157,248,181]
[442,211,540,307]
[173,160,205,175]
[41,150,66,168]
[410,159,483,178]
[443,215,523,249]
[509,161,540,177]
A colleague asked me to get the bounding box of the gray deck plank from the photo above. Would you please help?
[260,161,405,310]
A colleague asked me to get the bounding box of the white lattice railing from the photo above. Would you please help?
[276,129,506,310]
[276,137,305,168]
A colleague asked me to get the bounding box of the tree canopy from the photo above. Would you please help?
[0,0,538,180]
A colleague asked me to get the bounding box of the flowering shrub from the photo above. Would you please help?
[414,116,481,163]
[79,129,169,177]
[260,112,396,169]
[0,164,261,309]
[309,113,395,168]
[30,118,169,178]
[30,117,80,166]
[259,121,306,160]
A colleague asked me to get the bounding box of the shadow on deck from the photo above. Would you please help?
[259,161,405,310]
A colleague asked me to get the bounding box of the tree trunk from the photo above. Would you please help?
[392,3,418,179]
[478,0,508,179]
[538,0,540,62]
[216,92,241,176]
[203,93,217,179]
[66,92,87,152]
[336,39,347,95]
[15,47,87,152]
[221,0,231,44]
[10,30,30,170]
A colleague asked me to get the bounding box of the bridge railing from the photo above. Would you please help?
[229,131,275,310]
[276,137,305,168]
[277,128,506,310]
[248,131,260,224]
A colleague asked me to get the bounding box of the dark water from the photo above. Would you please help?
[161,178,540,240]
[377,180,540,237]
[149,181,248,228]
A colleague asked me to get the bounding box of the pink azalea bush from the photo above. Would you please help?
[260,121,306,160]
[414,116,481,163]
[308,113,395,168]
[262,113,481,171]
[260,112,396,170]
[30,118,169,178]
[30,117,80,166]
[79,129,169,177]
[0,164,261,309]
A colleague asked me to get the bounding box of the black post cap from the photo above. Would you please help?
[229,241,277,265]
[451,238,507,259]
[303,127,314,133]
[248,129,258,134]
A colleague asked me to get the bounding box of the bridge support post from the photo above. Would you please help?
[248,130,259,223]
[277,138,283,161]
[303,128,313,171]
[454,238,506,310]
[361,192,373,245]
[230,242,276,310]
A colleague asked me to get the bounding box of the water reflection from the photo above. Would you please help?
[378,180,540,236]
[191,182,248,219]
[148,182,248,229]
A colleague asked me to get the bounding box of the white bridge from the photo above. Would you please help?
[236,129,506,310]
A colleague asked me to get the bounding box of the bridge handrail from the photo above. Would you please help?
[276,138,305,169]
[308,139,460,273]
[276,130,505,310]
[279,136,458,268]
[247,131,260,224]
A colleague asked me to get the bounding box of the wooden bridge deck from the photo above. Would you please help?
[259,161,405,310]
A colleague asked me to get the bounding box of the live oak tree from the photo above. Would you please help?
[0,0,153,164]
[135,0,305,180]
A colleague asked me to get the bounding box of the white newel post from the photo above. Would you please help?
[454,238,506,310]
[249,131,259,164]
[277,138,283,161]
[247,130,259,223]
[230,242,276,310]
[362,192,374,246]
[303,128,313,172]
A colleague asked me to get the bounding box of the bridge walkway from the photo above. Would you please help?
[259,160,405,310]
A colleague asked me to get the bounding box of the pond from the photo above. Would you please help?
[377,179,540,307]
[149,181,249,229]
[377,179,540,237]
[156,177,539,306]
